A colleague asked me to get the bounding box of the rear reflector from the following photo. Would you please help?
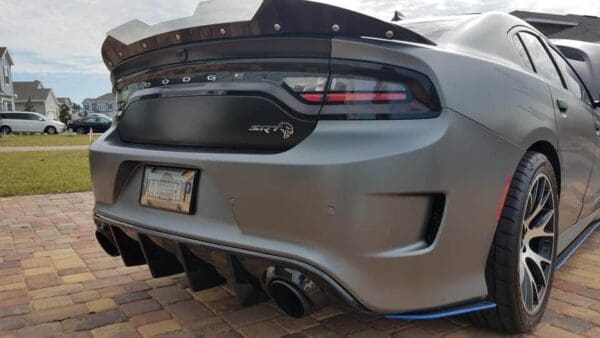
[496,175,513,222]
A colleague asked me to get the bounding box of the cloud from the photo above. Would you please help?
[314,0,599,20]
[0,0,198,75]
[0,0,598,77]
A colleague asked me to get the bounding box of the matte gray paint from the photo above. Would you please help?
[90,11,600,314]
[92,108,521,313]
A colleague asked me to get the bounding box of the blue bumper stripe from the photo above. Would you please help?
[385,301,496,320]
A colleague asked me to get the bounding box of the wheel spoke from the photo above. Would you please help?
[526,249,551,269]
[525,261,541,307]
[520,263,536,309]
[518,173,555,314]
[524,209,554,242]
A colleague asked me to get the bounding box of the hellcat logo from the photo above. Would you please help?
[249,122,294,139]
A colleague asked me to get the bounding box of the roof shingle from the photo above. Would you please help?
[14,81,52,102]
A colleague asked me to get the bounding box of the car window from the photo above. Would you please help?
[14,113,28,120]
[518,32,562,88]
[548,48,591,105]
[511,35,534,72]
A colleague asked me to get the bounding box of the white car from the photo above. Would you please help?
[0,111,65,135]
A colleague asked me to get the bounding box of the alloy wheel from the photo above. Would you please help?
[519,173,555,314]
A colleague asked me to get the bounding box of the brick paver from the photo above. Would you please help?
[1,192,600,337]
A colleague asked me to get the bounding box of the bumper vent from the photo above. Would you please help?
[425,194,446,245]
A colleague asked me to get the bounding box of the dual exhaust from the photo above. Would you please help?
[95,223,328,318]
[266,266,328,318]
[95,223,119,257]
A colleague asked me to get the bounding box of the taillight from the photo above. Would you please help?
[115,59,439,121]
[301,92,408,103]
[292,60,441,120]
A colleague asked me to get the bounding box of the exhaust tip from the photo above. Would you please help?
[95,229,120,257]
[269,280,311,318]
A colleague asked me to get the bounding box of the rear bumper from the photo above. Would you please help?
[90,108,522,313]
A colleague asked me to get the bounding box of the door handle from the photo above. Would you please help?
[557,99,568,112]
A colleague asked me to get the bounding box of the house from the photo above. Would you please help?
[57,97,80,119]
[82,93,117,117]
[512,11,600,42]
[57,97,72,110]
[0,47,16,111]
[14,81,61,120]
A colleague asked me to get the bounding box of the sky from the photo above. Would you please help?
[1,0,599,104]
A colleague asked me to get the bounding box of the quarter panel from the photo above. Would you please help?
[331,38,557,151]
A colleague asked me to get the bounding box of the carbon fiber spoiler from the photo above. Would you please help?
[101,0,434,70]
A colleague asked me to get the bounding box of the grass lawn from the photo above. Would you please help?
[0,134,99,147]
[0,151,91,197]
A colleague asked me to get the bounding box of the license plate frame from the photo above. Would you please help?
[139,165,199,215]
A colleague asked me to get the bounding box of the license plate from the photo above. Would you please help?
[140,166,197,214]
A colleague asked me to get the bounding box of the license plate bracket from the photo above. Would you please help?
[140,166,198,214]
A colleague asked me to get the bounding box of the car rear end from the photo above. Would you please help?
[91,0,521,316]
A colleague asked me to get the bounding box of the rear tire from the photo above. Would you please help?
[471,151,558,333]
[45,126,57,135]
[0,126,10,135]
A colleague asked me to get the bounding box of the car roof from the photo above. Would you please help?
[398,12,539,68]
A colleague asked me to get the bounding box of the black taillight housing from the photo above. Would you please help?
[290,60,441,120]
[115,59,440,121]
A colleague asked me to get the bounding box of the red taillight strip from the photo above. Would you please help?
[300,93,326,103]
[326,92,407,102]
[300,92,407,103]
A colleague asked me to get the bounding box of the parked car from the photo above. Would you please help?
[0,111,65,134]
[67,115,113,134]
[89,0,600,333]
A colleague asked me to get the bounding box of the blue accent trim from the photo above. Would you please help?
[385,301,496,320]
[556,221,599,270]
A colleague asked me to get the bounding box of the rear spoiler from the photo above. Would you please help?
[101,0,434,70]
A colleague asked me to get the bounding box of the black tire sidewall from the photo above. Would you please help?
[47,127,57,134]
[0,126,10,135]
[500,153,559,330]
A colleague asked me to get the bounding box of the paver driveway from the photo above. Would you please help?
[1,192,600,337]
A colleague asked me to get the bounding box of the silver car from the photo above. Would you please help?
[90,0,600,333]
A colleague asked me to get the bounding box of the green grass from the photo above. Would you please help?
[0,134,99,147]
[0,151,91,197]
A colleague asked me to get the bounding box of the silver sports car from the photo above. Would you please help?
[90,0,600,333]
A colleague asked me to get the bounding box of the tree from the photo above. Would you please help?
[59,104,71,124]
[71,103,83,117]
[24,97,36,112]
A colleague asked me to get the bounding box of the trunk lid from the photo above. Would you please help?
[103,0,434,152]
